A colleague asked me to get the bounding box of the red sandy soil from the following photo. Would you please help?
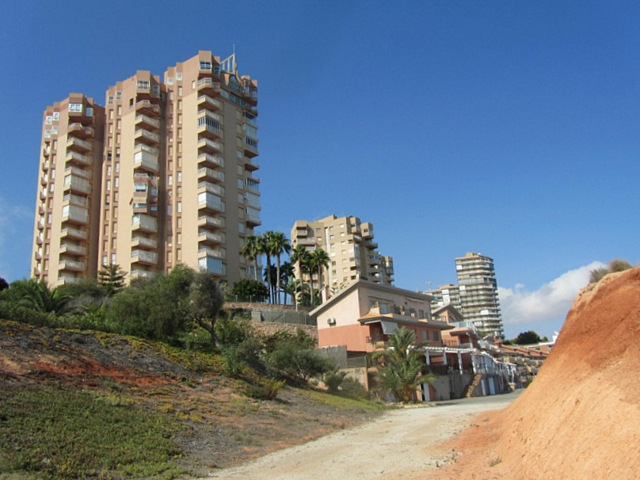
[437,267,640,479]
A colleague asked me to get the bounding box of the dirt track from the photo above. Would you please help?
[208,392,521,480]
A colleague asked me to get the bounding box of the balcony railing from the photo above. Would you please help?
[134,150,159,173]
[66,137,92,152]
[131,250,158,265]
[58,259,86,272]
[63,175,90,194]
[135,129,160,144]
[135,114,160,129]
[65,151,92,166]
[198,215,224,229]
[136,99,160,116]
[64,165,91,180]
[61,227,88,240]
[198,230,224,244]
[132,214,158,232]
[198,167,224,182]
[198,181,224,196]
[197,138,223,153]
[198,153,224,169]
[197,95,222,111]
[198,247,225,259]
[60,243,87,256]
[68,123,94,138]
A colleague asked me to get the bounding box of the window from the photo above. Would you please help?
[176,72,182,81]
[86,107,93,117]
[116,91,122,100]
[137,80,150,89]
[52,112,59,121]
[199,61,212,70]
[108,96,114,104]
[167,77,174,85]
[152,85,160,95]
[68,103,83,113]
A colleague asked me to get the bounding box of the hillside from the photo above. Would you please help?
[439,267,640,479]
[0,320,383,479]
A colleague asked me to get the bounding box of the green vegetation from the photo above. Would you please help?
[230,278,269,302]
[0,385,184,479]
[589,258,634,284]
[370,327,436,403]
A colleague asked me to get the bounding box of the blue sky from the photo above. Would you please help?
[1,1,638,339]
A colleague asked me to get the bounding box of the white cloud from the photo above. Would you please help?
[498,261,605,328]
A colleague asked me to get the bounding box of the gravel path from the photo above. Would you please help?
[207,391,521,480]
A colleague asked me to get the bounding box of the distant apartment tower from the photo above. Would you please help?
[31,94,105,285]
[455,252,504,339]
[31,51,260,286]
[428,283,461,312]
[291,215,394,297]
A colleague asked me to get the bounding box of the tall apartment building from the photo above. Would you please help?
[291,215,394,297]
[31,51,260,286]
[426,253,504,339]
[455,252,504,339]
[31,94,105,285]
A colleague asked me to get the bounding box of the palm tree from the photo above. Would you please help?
[241,234,260,281]
[268,232,291,304]
[257,232,274,302]
[279,261,294,304]
[290,245,310,309]
[370,327,436,403]
[19,279,71,315]
[309,248,330,305]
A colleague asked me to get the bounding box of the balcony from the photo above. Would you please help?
[133,149,159,173]
[198,181,224,196]
[197,138,223,154]
[132,236,158,250]
[135,129,160,145]
[198,247,225,260]
[68,123,94,139]
[197,122,222,140]
[36,235,44,245]
[243,156,259,171]
[246,208,261,226]
[59,259,86,272]
[42,161,50,172]
[198,215,224,230]
[198,94,222,112]
[244,138,259,157]
[62,205,89,225]
[135,114,160,130]
[65,151,92,167]
[62,193,89,207]
[132,214,158,233]
[64,165,91,180]
[63,175,90,195]
[40,176,47,187]
[198,193,225,213]
[198,230,224,246]
[61,227,88,240]
[37,219,45,230]
[198,167,224,183]
[198,153,224,169]
[60,243,87,256]
[131,250,158,266]
[197,77,221,94]
[131,269,153,279]
[136,99,160,116]
[39,189,47,201]
[66,137,92,153]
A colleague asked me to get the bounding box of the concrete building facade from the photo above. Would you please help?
[291,215,394,298]
[31,51,260,286]
[455,252,504,339]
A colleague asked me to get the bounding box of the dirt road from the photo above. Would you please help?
[208,391,520,480]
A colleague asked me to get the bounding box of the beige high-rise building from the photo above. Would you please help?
[291,215,394,297]
[31,94,105,286]
[31,51,260,286]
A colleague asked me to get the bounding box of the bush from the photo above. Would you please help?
[229,279,269,302]
[267,341,334,384]
[324,371,348,393]
[244,378,286,401]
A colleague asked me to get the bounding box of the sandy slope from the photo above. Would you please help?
[208,393,520,480]
[438,267,640,480]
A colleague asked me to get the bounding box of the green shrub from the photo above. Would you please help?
[324,371,348,393]
[267,341,334,384]
[244,378,286,401]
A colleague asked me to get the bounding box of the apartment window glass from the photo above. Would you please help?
[52,112,60,121]
[176,72,182,81]
[167,77,174,85]
[200,61,212,70]
[86,107,93,117]
[68,103,83,113]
